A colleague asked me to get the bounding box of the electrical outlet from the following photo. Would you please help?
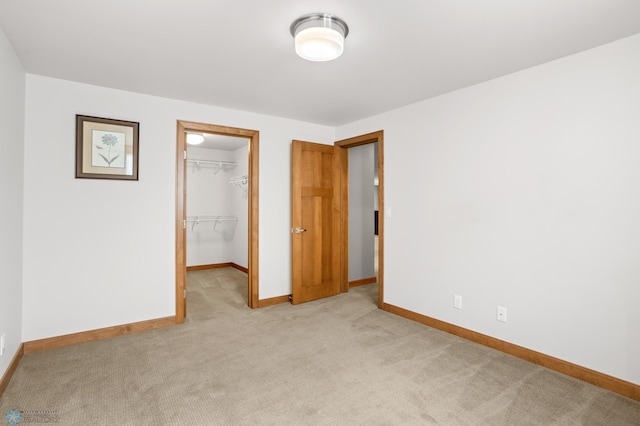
[0,333,5,356]
[454,295,462,310]
[497,306,507,323]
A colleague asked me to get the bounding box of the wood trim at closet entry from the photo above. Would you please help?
[186,263,234,271]
[349,277,377,288]
[339,145,349,293]
[232,263,249,273]
[248,134,259,307]
[186,262,248,272]
[176,120,260,318]
[176,123,187,323]
[258,295,291,308]
[335,130,384,309]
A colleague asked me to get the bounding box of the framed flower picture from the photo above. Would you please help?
[75,115,139,180]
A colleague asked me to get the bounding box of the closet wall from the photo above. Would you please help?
[230,144,249,267]
[348,144,376,281]
[186,144,248,268]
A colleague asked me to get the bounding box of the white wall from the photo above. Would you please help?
[185,147,238,267]
[231,145,249,267]
[337,34,640,385]
[22,75,334,341]
[348,144,375,281]
[0,26,25,378]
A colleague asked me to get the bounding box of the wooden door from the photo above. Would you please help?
[291,140,342,304]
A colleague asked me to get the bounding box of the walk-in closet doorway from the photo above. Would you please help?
[347,142,379,290]
[175,121,259,323]
[186,133,248,264]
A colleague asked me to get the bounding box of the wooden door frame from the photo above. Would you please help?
[335,131,384,308]
[175,120,260,323]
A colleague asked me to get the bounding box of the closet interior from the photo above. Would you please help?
[186,132,250,282]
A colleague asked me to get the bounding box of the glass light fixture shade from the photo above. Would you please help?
[291,13,349,62]
[186,133,205,145]
[295,27,344,62]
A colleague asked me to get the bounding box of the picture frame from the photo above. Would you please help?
[75,115,139,180]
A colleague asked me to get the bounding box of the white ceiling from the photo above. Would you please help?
[1,1,640,126]
[193,133,248,151]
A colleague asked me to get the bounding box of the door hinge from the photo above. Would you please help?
[184,150,187,160]
[184,289,187,298]
[183,220,186,229]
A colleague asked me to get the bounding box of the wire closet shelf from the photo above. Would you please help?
[186,215,238,231]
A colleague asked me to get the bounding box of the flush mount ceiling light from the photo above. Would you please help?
[290,13,349,62]
[186,133,205,145]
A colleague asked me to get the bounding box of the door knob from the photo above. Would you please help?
[292,227,307,234]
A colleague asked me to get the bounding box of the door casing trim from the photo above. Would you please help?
[175,120,260,323]
[335,130,384,308]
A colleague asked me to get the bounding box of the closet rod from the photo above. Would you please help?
[186,159,238,166]
[187,215,238,231]
[186,216,238,222]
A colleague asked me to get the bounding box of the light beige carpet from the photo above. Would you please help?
[1,267,639,425]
